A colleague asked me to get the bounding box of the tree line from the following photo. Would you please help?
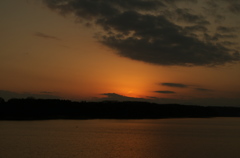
[0,97,240,120]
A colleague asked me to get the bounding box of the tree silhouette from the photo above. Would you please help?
[0,98,240,120]
[0,97,5,104]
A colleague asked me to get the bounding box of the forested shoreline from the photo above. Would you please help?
[0,98,240,120]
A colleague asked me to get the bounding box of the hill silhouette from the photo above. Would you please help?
[0,98,240,120]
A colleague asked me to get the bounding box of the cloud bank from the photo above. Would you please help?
[42,0,240,66]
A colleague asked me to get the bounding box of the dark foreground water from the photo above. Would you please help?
[0,118,240,158]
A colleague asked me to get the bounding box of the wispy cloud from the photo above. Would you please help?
[161,83,189,88]
[216,26,239,33]
[194,88,213,92]
[154,90,176,94]
[34,32,60,40]
[160,83,214,92]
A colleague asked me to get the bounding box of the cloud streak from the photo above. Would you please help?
[35,32,60,40]
[42,0,240,66]
[161,83,189,88]
[154,90,176,94]
[160,82,213,92]
[194,88,213,92]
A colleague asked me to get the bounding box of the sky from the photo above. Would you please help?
[1,0,240,106]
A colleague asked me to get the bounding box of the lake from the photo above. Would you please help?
[0,118,240,158]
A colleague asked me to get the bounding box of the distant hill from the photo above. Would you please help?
[1,98,240,120]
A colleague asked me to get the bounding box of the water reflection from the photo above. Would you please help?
[0,118,240,158]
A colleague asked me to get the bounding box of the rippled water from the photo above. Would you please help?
[0,118,240,158]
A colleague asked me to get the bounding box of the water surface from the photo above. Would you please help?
[0,118,240,158]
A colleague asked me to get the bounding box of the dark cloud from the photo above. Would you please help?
[217,26,238,33]
[102,93,128,99]
[163,0,198,4]
[207,0,240,15]
[194,88,213,92]
[203,33,238,43]
[101,93,148,102]
[161,83,189,88]
[100,93,172,103]
[35,32,60,40]
[42,0,240,66]
[220,41,237,46]
[206,0,219,9]
[203,1,226,23]
[99,92,240,106]
[229,3,240,14]
[213,33,238,40]
[160,83,214,92]
[183,25,208,33]
[174,8,210,25]
[154,91,176,94]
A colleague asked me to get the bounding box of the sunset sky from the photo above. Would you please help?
[1,0,240,106]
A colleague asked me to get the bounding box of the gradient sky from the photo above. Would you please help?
[1,0,240,106]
